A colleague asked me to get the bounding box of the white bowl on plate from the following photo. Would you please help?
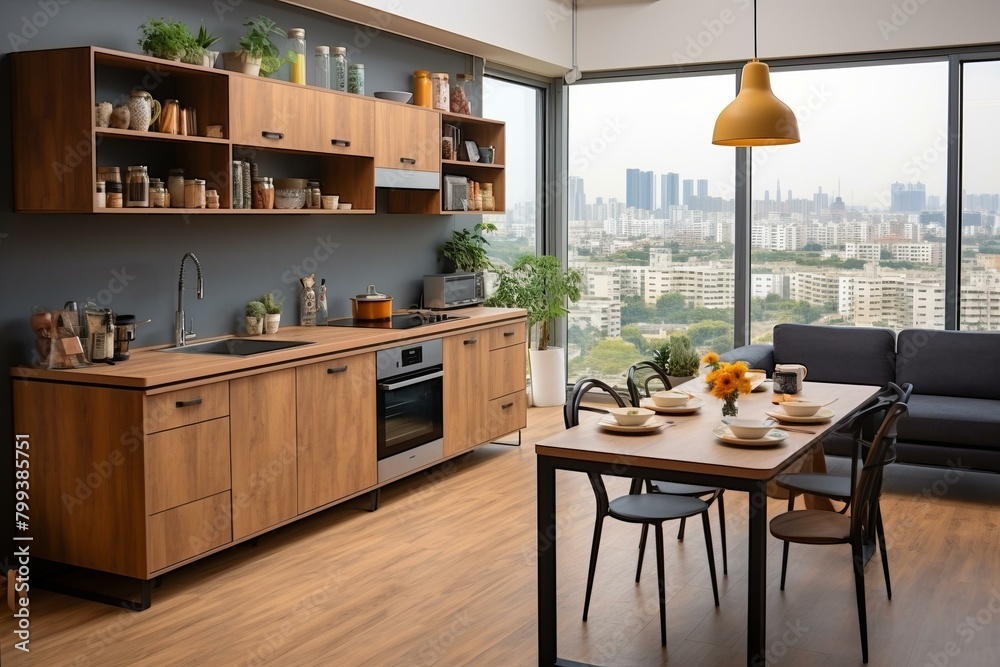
[725,419,774,439]
[651,390,689,407]
[780,401,822,417]
[373,91,413,103]
[607,407,654,427]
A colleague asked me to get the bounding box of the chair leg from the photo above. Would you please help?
[779,493,794,591]
[852,541,870,663]
[676,517,686,540]
[875,501,891,600]
[701,511,720,606]
[716,492,728,575]
[654,523,667,647]
[583,515,605,622]
[636,524,649,583]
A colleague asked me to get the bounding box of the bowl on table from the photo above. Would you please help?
[651,390,690,407]
[607,407,655,427]
[779,401,822,417]
[725,419,774,439]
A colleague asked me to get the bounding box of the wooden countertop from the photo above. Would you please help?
[11,307,527,390]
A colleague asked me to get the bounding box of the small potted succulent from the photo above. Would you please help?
[259,292,283,334]
[245,300,266,336]
[137,18,198,62]
[184,22,222,68]
[223,15,285,76]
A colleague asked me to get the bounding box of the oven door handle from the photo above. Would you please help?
[377,370,444,391]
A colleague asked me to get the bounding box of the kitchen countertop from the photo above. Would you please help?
[11,307,527,390]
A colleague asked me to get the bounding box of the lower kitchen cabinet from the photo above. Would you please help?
[443,330,489,456]
[296,352,377,513]
[230,369,298,540]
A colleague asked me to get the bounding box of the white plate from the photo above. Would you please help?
[597,415,670,434]
[764,408,835,424]
[747,372,767,391]
[640,397,704,414]
[713,424,788,446]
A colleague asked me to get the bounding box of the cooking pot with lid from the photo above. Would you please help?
[351,285,393,320]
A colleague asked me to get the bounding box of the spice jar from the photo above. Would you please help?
[307,180,322,208]
[451,73,473,115]
[348,63,364,95]
[252,177,268,209]
[431,73,449,111]
[413,70,432,108]
[168,168,186,208]
[184,178,206,209]
[126,165,149,207]
[315,46,331,89]
[94,180,106,208]
[332,47,348,92]
[149,179,167,208]
[205,188,219,209]
[106,181,123,208]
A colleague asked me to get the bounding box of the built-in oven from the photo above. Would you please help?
[375,338,444,482]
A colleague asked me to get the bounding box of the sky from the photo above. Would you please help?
[566,59,1000,210]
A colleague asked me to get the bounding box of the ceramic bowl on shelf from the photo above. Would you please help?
[651,390,689,407]
[780,401,823,417]
[337,202,352,210]
[607,407,654,427]
[274,188,306,209]
[373,91,412,103]
[725,419,774,439]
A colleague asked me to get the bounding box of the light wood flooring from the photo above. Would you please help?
[2,405,1000,666]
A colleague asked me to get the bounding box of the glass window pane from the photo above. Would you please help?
[960,60,1000,330]
[750,62,948,340]
[483,77,539,260]
[567,75,736,386]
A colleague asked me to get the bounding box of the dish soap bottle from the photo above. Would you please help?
[316,278,329,325]
[300,274,317,326]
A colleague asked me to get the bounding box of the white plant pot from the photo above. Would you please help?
[222,51,262,76]
[528,346,567,407]
[245,315,263,336]
[264,313,280,334]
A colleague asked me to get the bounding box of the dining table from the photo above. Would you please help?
[535,379,882,667]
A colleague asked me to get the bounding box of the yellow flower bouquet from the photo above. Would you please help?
[705,360,753,417]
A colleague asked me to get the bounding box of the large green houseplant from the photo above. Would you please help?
[486,254,582,406]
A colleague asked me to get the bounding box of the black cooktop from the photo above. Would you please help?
[327,312,469,330]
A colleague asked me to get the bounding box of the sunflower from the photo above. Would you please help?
[709,361,754,400]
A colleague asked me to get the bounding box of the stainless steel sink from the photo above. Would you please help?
[161,338,311,356]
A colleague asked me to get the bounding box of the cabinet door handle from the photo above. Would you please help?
[503,331,515,337]
[501,402,514,410]
[399,157,416,165]
[175,398,203,408]
[463,337,478,345]
[331,139,351,147]
[327,366,348,374]
[261,131,284,140]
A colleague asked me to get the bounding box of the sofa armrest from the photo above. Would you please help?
[720,344,774,376]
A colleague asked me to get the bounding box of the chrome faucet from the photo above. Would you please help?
[175,252,204,346]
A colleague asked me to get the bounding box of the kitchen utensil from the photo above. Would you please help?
[351,285,392,320]
[770,425,817,434]
[126,90,161,131]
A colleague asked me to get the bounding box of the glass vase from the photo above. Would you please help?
[722,392,739,418]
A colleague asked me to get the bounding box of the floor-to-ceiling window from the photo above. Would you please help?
[960,59,1000,330]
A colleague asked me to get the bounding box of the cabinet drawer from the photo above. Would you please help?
[487,391,527,440]
[147,491,231,573]
[145,382,229,433]
[489,345,526,398]
[488,322,527,350]
[146,417,231,514]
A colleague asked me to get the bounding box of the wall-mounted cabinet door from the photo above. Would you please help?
[230,77,324,153]
[374,102,441,173]
[322,95,375,157]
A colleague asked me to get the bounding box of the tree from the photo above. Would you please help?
[621,296,654,325]
[620,324,649,355]
[655,292,688,322]
[803,242,823,251]
[687,320,732,347]
[570,338,641,378]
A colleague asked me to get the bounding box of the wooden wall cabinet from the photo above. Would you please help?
[374,101,440,173]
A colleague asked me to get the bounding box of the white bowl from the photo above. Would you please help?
[607,407,654,427]
[651,390,689,407]
[373,91,413,103]
[337,202,352,210]
[725,419,774,439]
[780,401,822,417]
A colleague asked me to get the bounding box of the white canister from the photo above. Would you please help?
[774,364,808,392]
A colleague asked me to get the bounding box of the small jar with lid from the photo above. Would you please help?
[348,63,364,95]
[332,47,348,92]
[252,177,268,209]
[184,178,206,209]
[315,46,331,89]
[205,188,220,209]
[149,179,167,208]
[451,73,474,115]
[106,181,123,208]
[168,168,186,208]
[287,28,307,84]
[94,180,106,208]
[431,73,449,111]
[413,70,432,108]
[126,165,149,207]
[306,180,322,208]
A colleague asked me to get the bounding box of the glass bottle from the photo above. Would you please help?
[413,70,432,108]
[94,180,106,208]
[168,168,186,208]
[431,72,449,111]
[332,47,348,92]
[348,64,365,95]
[451,73,474,115]
[315,46,331,89]
[287,28,306,84]
[126,165,149,207]
[106,181,123,208]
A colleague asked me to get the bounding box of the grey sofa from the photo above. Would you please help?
[722,323,1000,473]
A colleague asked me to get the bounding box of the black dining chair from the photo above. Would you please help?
[774,381,912,591]
[769,400,908,664]
[565,378,720,647]
[626,361,728,575]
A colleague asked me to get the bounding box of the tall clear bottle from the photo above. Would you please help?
[315,46,331,89]
[287,28,306,84]
[331,46,348,92]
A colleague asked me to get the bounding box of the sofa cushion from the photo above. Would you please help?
[720,344,774,375]
[897,394,1000,449]
[896,329,1000,400]
[773,323,897,387]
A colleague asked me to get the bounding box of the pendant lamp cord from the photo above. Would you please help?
[753,0,758,59]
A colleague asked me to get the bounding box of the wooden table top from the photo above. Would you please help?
[535,381,881,481]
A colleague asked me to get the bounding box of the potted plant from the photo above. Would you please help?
[137,18,198,62]
[438,222,497,273]
[486,254,582,407]
[245,300,266,336]
[184,22,222,68]
[665,332,700,382]
[259,292,283,334]
[223,15,285,76]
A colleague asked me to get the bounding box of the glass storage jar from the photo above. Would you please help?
[431,72,449,111]
[332,47,348,92]
[184,179,206,209]
[287,28,306,84]
[106,181,123,208]
[168,168,185,208]
[413,70,432,108]
[315,46,331,89]
[348,64,365,94]
[451,73,473,115]
[126,165,149,207]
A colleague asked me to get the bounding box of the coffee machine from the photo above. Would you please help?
[113,315,150,361]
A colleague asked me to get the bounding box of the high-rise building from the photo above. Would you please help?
[682,179,694,206]
[891,182,927,212]
[661,172,679,211]
[776,179,782,203]
[626,168,654,211]
[697,179,708,198]
[568,176,586,221]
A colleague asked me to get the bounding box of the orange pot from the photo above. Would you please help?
[351,285,392,320]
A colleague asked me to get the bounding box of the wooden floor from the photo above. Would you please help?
[3,405,1000,666]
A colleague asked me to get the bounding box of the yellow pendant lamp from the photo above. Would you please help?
[712,1,799,146]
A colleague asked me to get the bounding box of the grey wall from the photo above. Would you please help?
[0,0,476,560]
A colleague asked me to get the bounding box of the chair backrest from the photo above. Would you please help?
[850,402,908,542]
[564,377,627,429]
[625,361,672,408]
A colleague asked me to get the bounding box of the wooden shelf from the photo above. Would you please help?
[95,128,229,144]
[96,207,375,214]
[441,159,504,169]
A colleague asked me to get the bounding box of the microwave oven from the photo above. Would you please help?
[424,272,485,310]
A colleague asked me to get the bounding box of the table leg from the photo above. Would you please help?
[538,456,557,666]
[747,482,767,666]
